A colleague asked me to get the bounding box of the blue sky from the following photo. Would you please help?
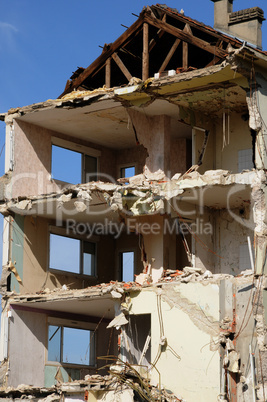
[0,0,266,264]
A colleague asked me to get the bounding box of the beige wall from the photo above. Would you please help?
[129,284,220,402]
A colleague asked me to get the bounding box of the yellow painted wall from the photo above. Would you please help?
[129,283,220,402]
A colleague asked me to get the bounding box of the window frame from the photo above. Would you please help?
[47,317,96,367]
[51,136,101,184]
[48,226,98,278]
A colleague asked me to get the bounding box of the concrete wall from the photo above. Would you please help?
[9,309,46,387]
[129,283,220,402]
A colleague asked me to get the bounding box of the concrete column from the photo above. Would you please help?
[127,109,171,175]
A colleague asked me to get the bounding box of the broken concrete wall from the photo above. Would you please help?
[128,283,220,402]
[193,127,214,174]
[127,109,172,175]
[219,276,257,401]
[252,70,267,170]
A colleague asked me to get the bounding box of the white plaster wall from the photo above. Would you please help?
[8,309,46,387]
[129,283,220,402]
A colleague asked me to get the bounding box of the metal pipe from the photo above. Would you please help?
[249,344,257,402]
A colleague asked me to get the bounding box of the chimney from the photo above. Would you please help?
[211,0,265,49]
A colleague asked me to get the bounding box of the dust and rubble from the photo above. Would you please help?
[0,371,184,401]
[0,168,258,218]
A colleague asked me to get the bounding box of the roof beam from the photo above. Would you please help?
[112,52,132,81]
[183,24,191,69]
[148,13,166,52]
[105,58,111,88]
[144,14,227,59]
[142,23,149,80]
[159,38,181,72]
[59,14,145,97]
[152,5,241,47]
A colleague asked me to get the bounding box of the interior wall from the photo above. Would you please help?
[9,309,46,387]
[11,120,121,199]
[8,308,117,388]
[194,209,215,273]
[115,145,148,178]
[18,216,117,293]
[12,120,54,198]
[170,138,188,176]
[215,112,252,173]
[129,284,220,402]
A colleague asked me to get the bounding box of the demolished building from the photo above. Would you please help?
[0,0,267,400]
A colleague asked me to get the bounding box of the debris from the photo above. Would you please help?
[74,201,87,212]
[7,261,22,285]
[111,290,123,299]
[227,350,240,373]
[107,312,128,329]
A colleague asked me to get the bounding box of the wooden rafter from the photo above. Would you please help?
[59,14,145,97]
[105,58,111,88]
[159,38,181,72]
[182,24,192,69]
[112,52,132,81]
[144,14,227,59]
[148,13,166,52]
[142,23,149,80]
[152,4,242,47]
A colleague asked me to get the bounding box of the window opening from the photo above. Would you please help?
[120,166,135,179]
[52,144,97,184]
[49,233,96,276]
[120,251,135,282]
[48,325,95,366]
